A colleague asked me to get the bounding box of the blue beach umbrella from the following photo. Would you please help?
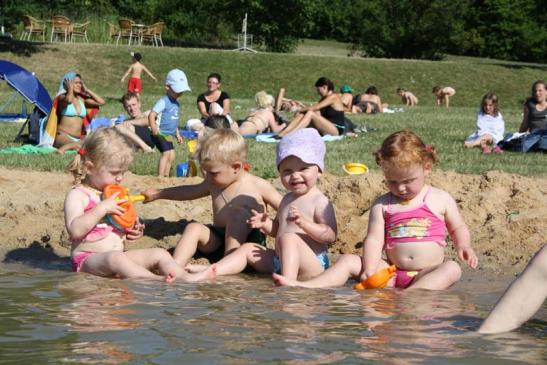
[0,60,52,115]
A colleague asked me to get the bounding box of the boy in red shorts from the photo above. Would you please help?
[121,52,157,96]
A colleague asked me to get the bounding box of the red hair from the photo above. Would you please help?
[374,130,438,169]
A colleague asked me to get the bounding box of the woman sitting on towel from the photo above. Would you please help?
[238,91,286,135]
[54,72,105,148]
[278,77,346,137]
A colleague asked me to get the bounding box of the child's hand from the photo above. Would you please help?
[247,209,268,229]
[176,134,183,144]
[100,192,127,216]
[141,188,160,203]
[126,219,145,241]
[457,245,478,269]
[287,205,305,227]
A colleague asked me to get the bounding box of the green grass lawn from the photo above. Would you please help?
[1,39,546,177]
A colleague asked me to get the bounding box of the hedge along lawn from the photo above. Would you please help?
[0,40,546,177]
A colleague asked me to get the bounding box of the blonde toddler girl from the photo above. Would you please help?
[64,127,216,282]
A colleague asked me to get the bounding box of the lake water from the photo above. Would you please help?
[0,263,545,364]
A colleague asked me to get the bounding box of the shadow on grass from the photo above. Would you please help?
[3,241,70,271]
[0,38,56,57]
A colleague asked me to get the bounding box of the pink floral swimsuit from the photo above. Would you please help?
[384,187,447,288]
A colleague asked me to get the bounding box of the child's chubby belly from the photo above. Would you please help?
[212,199,266,227]
[72,234,124,257]
[386,241,445,271]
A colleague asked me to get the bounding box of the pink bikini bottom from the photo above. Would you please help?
[71,251,95,272]
[395,268,420,288]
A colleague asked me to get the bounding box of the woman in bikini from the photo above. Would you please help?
[238,91,286,135]
[54,72,105,149]
[278,77,346,137]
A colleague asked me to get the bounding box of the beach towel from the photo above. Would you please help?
[39,72,99,147]
[0,144,57,154]
[255,134,344,143]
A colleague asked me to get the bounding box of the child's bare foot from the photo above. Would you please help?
[185,264,217,282]
[272,273,297,287]
[184,263,210,273]
[164,272,176,284]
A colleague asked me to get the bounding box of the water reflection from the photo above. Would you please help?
[59,276,138,332]
[57,276,139,364]
[0,268,544,364]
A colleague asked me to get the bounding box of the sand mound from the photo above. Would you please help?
[0,167,545,272]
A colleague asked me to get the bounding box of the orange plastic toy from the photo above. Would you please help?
[354,265,397,290]
[102,184,144,231]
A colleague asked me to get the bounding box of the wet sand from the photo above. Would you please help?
[0,167,545,273]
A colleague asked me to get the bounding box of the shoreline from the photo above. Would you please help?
[0,167,545,273]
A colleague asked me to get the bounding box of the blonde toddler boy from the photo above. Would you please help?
[142,129,283,267]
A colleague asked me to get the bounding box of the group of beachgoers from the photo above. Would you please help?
[51,51,547,177]
[57,56,547,333]
[51,52,546,334]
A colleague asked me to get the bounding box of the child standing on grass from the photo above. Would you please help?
[464,92,505,154]
[64,127,216,282]
[432,86,456,107]
[396,88,418,106]
[120,52,157,96]
[199,128,337,281]
[141,129,283,268]
[274,130,478,289]
[149,69,190,177]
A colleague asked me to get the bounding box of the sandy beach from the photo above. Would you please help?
[0,167,545,273]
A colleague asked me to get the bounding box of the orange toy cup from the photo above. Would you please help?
[354,265,397,290]
[102,184,144,231]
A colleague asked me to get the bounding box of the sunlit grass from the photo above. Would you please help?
[1,39,546,177]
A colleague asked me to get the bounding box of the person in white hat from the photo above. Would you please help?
[148,69,191,176]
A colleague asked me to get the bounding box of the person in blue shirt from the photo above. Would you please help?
[148,69,191,176]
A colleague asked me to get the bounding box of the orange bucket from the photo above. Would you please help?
[102,184,142,231]
[354,265,396,290]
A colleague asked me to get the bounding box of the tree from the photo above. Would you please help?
[347,0,470,59]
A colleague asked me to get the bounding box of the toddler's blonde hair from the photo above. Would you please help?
[374,130,438,169]
[68,127,135,185]
[255,91,274,109]
[197,129,247,165]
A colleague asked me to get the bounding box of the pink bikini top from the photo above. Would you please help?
[72,186,122,243]
[384,187,447,249]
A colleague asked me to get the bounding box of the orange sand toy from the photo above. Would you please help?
[102,184,144,231]
[354,265,397,290]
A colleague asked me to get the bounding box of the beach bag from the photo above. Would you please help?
[14,107,46,145]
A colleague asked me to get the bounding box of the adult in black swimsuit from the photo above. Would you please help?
[519,80,547,133]
[278,77,345,137]
[196,73,231,122]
